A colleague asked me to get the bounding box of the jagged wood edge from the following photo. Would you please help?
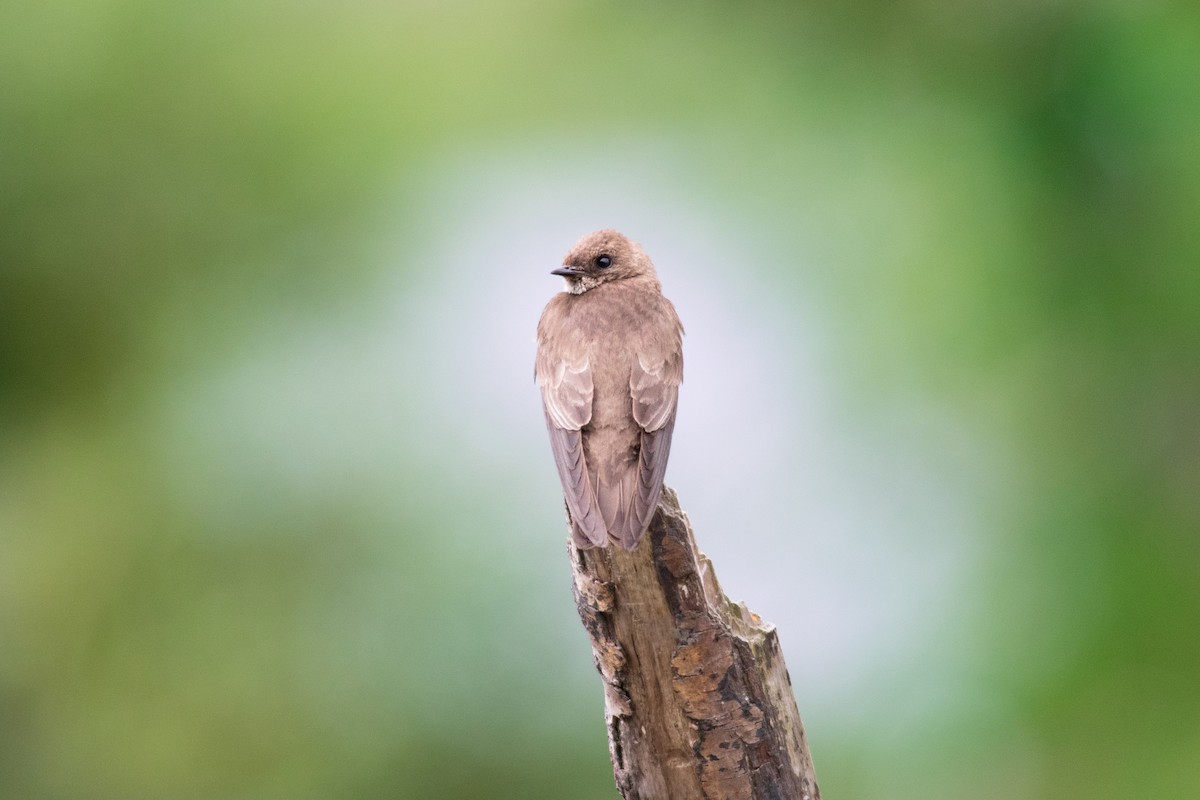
[568,486,821,800]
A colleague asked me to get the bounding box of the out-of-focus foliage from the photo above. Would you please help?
[2,2,1198,798]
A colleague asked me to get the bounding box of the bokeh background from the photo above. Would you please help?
[3,2,1198,798]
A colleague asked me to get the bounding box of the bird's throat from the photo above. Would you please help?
[565,275,603,295]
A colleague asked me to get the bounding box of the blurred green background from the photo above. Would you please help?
[3,2,1199,798]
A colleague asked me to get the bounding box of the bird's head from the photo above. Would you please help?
[553,230,656,295]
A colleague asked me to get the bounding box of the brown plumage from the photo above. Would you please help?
[535,230,684,550]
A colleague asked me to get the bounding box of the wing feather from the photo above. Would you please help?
[544,417,607,546]
[543,357,593,430]
[622,341,682,550]
[628,420,675,547]
[537,345,606,547]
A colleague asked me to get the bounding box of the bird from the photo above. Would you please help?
[535,230,684,551]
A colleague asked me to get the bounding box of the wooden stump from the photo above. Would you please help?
[569,487,821,800]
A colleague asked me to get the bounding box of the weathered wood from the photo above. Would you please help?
[569,487,821,800]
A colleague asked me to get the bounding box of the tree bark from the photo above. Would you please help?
[568,486,821,800]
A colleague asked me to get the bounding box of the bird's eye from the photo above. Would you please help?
[596,254,612,268]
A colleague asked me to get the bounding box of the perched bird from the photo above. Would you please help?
[536,230,684,550]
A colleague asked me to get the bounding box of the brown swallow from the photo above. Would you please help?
[536,230,684,550]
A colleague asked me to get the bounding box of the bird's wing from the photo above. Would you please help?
[537,349,607,546]
[625,345,683,549]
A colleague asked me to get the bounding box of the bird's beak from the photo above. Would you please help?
[552,266,584,277]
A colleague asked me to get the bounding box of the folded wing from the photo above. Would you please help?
[537,350,607,546]
[623,348,683,549]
